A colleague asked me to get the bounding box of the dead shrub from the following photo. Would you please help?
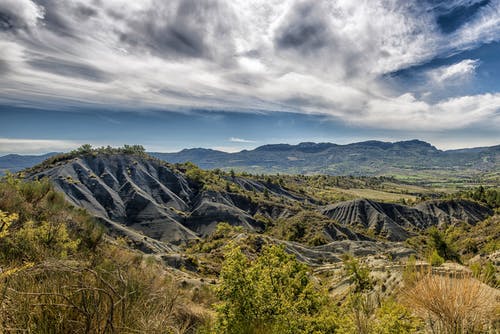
[403,271,499,333]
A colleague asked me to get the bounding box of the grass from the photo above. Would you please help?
[403,272,499,333]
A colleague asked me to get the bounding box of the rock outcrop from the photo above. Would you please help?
[322,198,492,241]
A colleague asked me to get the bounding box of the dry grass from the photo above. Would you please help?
[403,271,499,333]
[0,257,211,334]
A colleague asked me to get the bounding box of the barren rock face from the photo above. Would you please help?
[322,198,492,241]
[415,199,493,226]
[28,155,264,245]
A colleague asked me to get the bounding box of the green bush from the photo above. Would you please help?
[214,245,336,334]
[429,250,444,266]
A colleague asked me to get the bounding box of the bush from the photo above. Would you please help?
[428,250,444,267]
[428,227,460,263]
[0,177,211,333]
[0,253,209,333]
[214,245,336,333]
[0,210,17,238]
[343,255,373,293]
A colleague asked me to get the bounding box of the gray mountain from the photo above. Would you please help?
[3,140,498,177]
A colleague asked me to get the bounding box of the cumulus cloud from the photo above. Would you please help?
[0,0,499,132]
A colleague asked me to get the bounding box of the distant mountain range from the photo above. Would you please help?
[0,152,60,175]
[1,140,499,177]
[150,139,499,176]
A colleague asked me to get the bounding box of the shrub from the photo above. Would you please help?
[0,210,17,238]
[337,294,421,334]
[214,245,336,333]
[428,250,444,267]
[470,260,499,288]
[403,272,498,333]
[428,227,460,263]
[343,255,373,293]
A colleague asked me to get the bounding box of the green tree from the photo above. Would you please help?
[343,255,373,293]
[428,227,460,262]
[214,245,336,334]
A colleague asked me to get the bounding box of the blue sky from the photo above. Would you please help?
[0,0,499,154]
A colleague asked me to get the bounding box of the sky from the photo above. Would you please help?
[0,0,499,154]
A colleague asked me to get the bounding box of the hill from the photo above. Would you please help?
[24,148,494,251]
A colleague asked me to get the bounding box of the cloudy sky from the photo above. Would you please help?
[0,0,499,154]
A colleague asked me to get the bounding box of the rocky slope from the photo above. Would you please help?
[27,154,301,250]
[322,198,492,241]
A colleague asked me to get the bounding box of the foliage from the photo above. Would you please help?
[271,210,331,246]
[428,227,460,263]
[213,244,336,334]
[23,144,148,175]
[343,255,373,293]
[447,185,500,209]
[470,260,499,288]
[336,295,421,334]
[371,299,421,334]
[428,250,444,267]
[1,249,209,333]
[0,210,17,238]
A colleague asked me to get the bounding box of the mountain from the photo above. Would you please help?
[25,151,494,251]
[0,152,59,175]
[150,140,500,177]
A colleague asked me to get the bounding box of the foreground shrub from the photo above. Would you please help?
[403,272,498,333]
[0,254,209,333]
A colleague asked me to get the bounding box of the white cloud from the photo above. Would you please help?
[0,138,82,154]
[0,0,499,133]
[229,137,256,143]
[0,0,44,30]
[354,92,500,130]
[428,59,479,84]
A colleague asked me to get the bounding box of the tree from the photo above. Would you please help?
[214,245,336,334]
[76,144,93,154]
[428,227,460,262]
[343,255,373,293]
